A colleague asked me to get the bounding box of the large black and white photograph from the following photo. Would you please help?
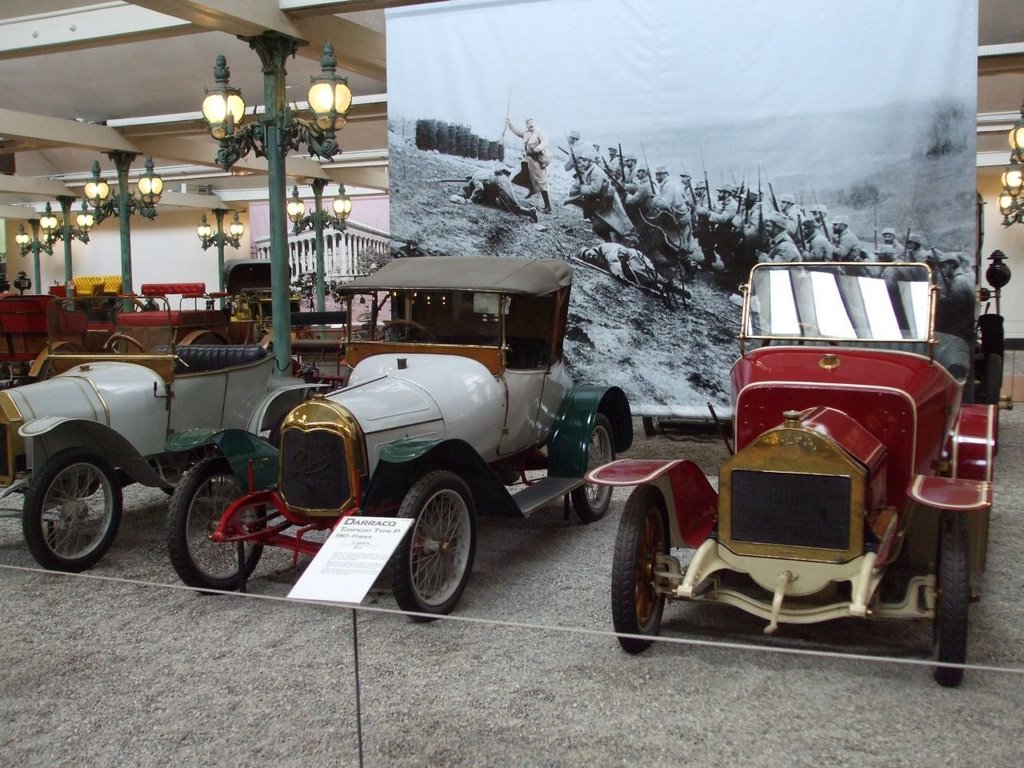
[385,0,979,416]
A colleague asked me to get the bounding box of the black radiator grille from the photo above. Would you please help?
[280,427,351,512]
[730,470,851,551]
[0,424,8,477]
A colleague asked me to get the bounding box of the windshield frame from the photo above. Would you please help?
[738,261,938,359]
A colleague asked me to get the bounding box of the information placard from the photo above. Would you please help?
[288,516,414,604]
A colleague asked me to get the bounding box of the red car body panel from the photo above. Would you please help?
[946,403,998,482]
[732,346,962,513]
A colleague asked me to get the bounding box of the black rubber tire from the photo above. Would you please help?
[611,485,668,654]
[933,513,969,687]
[167,457,263,591]
[983,353,1003,406]
[22,448,123,572]
[392,470,476,620]
[642,416,662,437]
[571,413,615,523]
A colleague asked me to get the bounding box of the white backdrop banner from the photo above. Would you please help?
[386,0,978,416]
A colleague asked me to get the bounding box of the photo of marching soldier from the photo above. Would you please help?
[385,0,978,417]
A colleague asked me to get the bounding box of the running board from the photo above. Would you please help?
[512,476,584,517]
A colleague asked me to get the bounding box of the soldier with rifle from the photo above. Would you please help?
[565,145,634,242]
[800,217,831,260]
[758,211,802,263]
[444,166,538,222]
[831,215,864,260]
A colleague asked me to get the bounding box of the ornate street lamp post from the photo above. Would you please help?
[286,180,351,313]
[201,32,351,373]
[84,152,163,294]
[15,215,55,292]
[198,209,245,294]
[998,98,1024,227]
[49,196,94,289]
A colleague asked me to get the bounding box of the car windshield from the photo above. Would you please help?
[346,289,504,346]
[742,262,934,346]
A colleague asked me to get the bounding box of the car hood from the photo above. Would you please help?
[336,353,503,436]
[9,361,167,432]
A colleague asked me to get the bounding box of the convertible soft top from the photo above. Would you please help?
[342,256,573,295]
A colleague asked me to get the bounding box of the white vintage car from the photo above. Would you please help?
[0,344,314,572]
[167,256,633,617]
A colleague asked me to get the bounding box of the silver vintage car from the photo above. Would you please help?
[167,256,633,617]
[0,341,315,572]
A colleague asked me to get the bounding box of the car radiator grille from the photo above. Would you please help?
[730,469,851,551]
[280,427,351,513]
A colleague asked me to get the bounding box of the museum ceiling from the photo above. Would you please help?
[0,0,1021,212]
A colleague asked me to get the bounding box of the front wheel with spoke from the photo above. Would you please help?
[22,448,123,572]
[933,512,969,687]
[392,471,476,620]
[167,457,262,591]
[611,485,668,653]
[571,413,615,523]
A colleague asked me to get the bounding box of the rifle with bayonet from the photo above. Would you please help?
[641,144,656,195]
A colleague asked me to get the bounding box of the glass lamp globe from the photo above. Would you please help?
[84,162,110,207]
[202,55,245,140]
[287,188,307,222]
[333,192,353,219]
[197,215,213,239]
[1002,166,1023,196]
[137,158,164,205]
[76,203,94,231]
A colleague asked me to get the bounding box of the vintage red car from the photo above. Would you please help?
[588,261,996,687]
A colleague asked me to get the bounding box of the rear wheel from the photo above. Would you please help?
[933,513,969,687]
[22,448,123,572]
[611,485,668,653]
[571,413,615,523]
[392,471,476,619]
[167,457,262,591]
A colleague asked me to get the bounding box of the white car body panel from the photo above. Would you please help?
[499,362,573,455]
[169,355,275,433]
[341,353,514,471]
[12,362,169,456]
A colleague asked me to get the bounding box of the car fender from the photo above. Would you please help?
[165,428,278,491]
[244,381,322,437]
[547,385,632,478]
[902,474,992,574]
[18,417,167,488]
[363,437,519,518]
[587,458,717,547]
[945,404,997,482]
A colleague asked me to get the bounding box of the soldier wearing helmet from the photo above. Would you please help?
[832,215,864,260]
[800,216,831,261]
[777,193,801,238]
[935,250,976,348]
[759,211,802,263]
[880,226,904,255]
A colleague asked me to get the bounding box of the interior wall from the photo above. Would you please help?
[3,208,251,294]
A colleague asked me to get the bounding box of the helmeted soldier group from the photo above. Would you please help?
[437,121,974,319]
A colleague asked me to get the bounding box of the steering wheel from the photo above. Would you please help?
[382,319,436,343]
